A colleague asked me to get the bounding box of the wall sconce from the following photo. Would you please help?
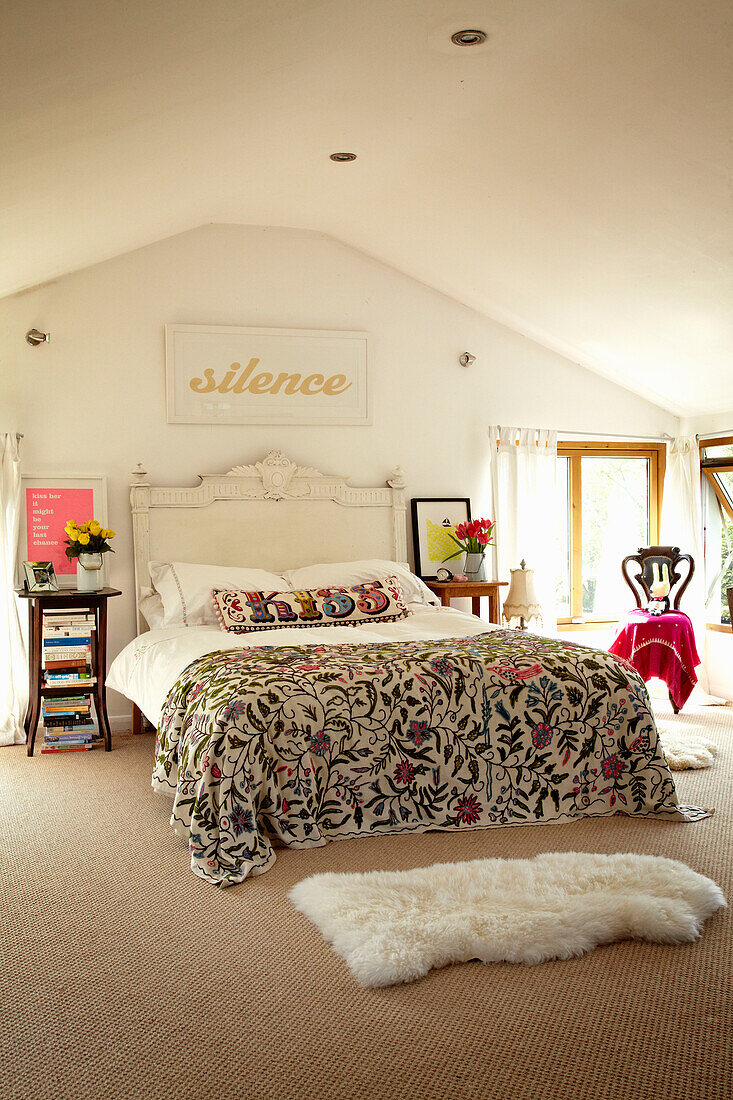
[26,328,50,346]
[458,351,476,367]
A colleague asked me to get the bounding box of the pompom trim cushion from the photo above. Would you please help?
[212,576,410,633]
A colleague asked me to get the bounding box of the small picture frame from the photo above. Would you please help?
[411,498,471,580]
[23,560,59,592]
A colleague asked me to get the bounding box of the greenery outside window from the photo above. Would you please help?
[700,437,733,628]
[556,442,665,627]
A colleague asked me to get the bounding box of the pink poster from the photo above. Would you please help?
[25,487,95,577]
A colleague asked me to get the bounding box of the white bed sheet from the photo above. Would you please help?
[107,604,498,726]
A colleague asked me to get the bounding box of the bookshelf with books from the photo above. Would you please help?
[39,609,100,751]
[18,587,122,756]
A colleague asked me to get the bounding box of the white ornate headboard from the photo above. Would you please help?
[129,450,407,633]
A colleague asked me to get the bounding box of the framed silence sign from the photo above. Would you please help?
[165,324,370,426]
[20,476,108,588]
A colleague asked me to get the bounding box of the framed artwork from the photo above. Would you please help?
[165,324,370,426]
[411,497,471,579]
[23,561,59,592]
[20,476,108,588]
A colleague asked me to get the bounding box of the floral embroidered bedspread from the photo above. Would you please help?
[153,630,689,885]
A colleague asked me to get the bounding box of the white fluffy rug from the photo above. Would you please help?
[289,852,725,987]
[658,726,719,770]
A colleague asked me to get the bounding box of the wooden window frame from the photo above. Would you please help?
[557,441,666,629]
[699,436,733,634]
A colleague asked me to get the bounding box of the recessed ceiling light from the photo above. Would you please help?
[450,29,487,46]
[330,152,357,162]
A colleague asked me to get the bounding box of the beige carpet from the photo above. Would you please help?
[0,697,730,1100]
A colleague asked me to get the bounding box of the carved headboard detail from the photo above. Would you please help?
[130,451,407,633]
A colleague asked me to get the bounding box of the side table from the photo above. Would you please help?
[425,580,508,624]
[17,587,122,756]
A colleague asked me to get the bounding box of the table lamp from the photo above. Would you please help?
[503,559,542,630]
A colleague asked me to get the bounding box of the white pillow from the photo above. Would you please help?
[148,561,289,627]
[283,560,439,607]
[138,586,166,630]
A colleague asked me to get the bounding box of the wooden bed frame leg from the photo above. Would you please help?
[132,703,143,735]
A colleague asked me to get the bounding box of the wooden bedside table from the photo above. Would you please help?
[17,587,121,757]
[425,580,508,624]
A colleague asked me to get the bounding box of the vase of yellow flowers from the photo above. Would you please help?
[64,520,116,592]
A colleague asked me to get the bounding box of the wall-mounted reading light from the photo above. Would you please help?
[459,351,476,367]
[26,328,50,346]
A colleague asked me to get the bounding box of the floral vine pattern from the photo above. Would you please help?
[153,630,683,885]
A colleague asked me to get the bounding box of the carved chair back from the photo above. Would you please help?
[621,545,695,613]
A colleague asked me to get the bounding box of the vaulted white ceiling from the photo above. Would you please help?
[2,0,731,415]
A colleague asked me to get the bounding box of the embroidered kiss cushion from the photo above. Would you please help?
[212,576,410,633]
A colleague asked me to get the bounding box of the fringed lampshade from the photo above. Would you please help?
[503,559,542,630]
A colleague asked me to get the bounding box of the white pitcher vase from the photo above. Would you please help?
[464,553,487,582]
[76,552,104,592]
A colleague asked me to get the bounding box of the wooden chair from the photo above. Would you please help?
[621,545,695,614]
[615,546,698,714]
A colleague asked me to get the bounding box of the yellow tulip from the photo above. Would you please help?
[107,529,116,539]
[78,532,90,545]
[89,520,102,536]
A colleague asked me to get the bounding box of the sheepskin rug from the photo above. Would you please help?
[658,725,719,770]
[289,852,725,987]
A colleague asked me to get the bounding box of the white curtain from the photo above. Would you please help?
[660,435,708,688]
[0,434,26,745]
[488,426,559,630]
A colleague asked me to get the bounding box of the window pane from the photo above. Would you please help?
[555,457,570,617]
[723,516,733,625]
[701,443,733,460]
[581,457,649,618]
[703,477,733,624]
[712,469,733,514]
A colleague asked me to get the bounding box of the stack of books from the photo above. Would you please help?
[41,699,95,751]
[41,610,98,753]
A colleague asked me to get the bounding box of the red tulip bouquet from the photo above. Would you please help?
[443,518,495,560]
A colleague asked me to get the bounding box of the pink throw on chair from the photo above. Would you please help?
[609,609,700,711]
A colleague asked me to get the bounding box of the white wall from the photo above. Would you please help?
[0,224,680,726]
[682,411,733,437]
[704,631,733,701]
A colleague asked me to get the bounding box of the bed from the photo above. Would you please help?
[108,451,694,886]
